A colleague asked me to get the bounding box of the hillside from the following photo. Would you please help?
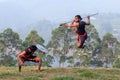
[92,13,120,40]
[0,66,120,80]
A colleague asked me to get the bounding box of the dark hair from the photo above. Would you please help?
[75,15,82,20]
[29,45,37,52]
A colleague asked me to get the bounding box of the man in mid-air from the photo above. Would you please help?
[63,15,90,48]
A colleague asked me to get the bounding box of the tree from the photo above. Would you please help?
[72,24,101,67]
[2,28,22,50]
[48,24,102,67]
[23,30,54,67]
[37,52,54,67]
[47,26,72,67]
[0,54,16,66]
[23,30,44,48]
[0,28,22,66]
[113,57,120,68]
[0,33,6,52]
[66,56,73,66]
[101,33,118,68]
[111,40,120,68]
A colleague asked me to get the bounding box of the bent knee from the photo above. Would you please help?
[35,57,42,63]
[17,55,21,60]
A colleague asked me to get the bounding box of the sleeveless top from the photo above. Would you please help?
[77,21,86,35]
[24,48,34,57]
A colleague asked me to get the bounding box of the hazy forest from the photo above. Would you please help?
[0,14,120,68]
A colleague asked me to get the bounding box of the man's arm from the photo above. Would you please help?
[64,22,79,28]
[63,22,78,33]
[17,51,26,66]
[18,51,26,56]
[85,16,90,25]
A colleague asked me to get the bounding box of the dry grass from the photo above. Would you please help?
[0,66,120,80]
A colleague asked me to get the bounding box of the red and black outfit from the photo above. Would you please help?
[76,21,87,47]
[18,46,40,63]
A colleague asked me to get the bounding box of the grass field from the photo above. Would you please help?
[0,66,120,80]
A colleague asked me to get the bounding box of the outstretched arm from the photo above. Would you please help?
[63,22,79,33]
[63,22,79,28]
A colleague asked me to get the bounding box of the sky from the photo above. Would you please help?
[0,0,120,33]
[0,0,120,22]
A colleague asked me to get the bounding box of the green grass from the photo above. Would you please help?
[52,77,74,80]
[0,72,20,78]
[0,66,120,80]
[23,77,39,80]
[80,71,100,78]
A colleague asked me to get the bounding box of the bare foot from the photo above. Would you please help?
[38,70,40,73]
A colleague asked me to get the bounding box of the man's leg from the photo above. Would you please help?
[37,58,42,72]
[77,35,81,47]
[77,35,83,48]
[82,34,87,47]
[77,34,87,48]
[30,56,42,72]
[18,64,21,72]
[78,40,82,48]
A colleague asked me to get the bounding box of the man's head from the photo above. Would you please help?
[75,15,82,22]
[28,45,38,52]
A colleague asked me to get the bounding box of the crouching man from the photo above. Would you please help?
[17,45,45,72]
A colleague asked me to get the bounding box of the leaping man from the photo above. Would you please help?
[62,15,90,48]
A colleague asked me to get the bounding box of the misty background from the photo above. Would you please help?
[0,0,120,44]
